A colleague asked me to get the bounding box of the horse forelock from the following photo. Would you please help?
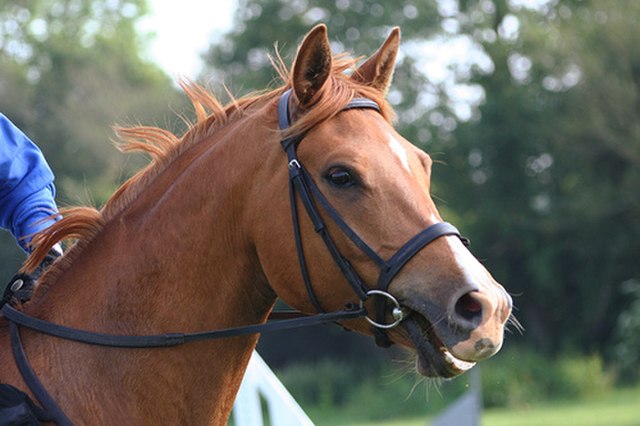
[22,49,395,286]
[283,53,395,140]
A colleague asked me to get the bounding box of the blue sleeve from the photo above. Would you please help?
[0,113,60,252]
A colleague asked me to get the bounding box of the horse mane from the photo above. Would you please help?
[22,51,394,286]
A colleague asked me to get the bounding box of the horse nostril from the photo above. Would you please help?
[454,292,483,326]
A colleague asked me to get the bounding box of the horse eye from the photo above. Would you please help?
[327,168,355,187]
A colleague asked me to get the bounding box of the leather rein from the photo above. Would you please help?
[1,89,466,425]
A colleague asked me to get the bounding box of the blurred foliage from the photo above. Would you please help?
[481,346,612,408]
[275,346,613,421]
[203,0,439,92]
[0,0,188,276]
[611,279,640,383]
[201,0,455,145]
[0,0,188,205]
[276,358,471,422]
[441,0,640,356]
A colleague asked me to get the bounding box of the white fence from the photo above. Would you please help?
[430,367,482,426]
[232,352,314,426]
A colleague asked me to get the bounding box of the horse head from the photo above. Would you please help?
[254,25,513,378]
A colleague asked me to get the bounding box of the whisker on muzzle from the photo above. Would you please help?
[506,313,525,335]
[388,351,442,402]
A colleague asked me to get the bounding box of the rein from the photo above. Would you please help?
[1,303,364,349]
[1,89,466,425]
[1,299,365,426]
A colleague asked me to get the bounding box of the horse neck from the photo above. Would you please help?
[21,115,279,423]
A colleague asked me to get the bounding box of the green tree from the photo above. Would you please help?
[203,0,439,91]
[442,0,640,353]
[200,0,461,151]
[0,0,186,277]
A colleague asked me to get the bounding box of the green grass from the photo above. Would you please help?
[482,386,640,426]
[338,385,640,426]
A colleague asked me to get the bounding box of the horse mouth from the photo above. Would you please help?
[402,311,476,378]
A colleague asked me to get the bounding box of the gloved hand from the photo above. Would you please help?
[2,245,62,306]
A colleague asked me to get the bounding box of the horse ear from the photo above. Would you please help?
[352,27,400,94]
[292,24,333,106]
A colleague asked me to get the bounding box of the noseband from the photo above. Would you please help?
[278,89,467,346]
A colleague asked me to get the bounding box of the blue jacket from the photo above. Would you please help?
[0,113,59,252]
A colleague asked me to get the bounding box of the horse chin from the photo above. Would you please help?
[403,315,476,378]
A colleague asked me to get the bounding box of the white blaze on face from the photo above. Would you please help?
[387,133,411,174]
[444,235,490,286]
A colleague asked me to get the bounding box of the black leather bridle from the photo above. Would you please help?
[278,89,467,346]
[0,89,467,425]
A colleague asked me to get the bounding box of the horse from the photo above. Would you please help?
[0,25,513,425]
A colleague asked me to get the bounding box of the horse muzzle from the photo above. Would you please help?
[396,285,512,378]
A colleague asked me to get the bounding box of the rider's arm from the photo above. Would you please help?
[0,113,59,252]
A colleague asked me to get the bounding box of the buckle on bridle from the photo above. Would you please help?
[359,289,409,329]
[288,159,301,170]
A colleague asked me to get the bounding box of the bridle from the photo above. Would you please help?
[0,89,467,425]
[278,88,468,346]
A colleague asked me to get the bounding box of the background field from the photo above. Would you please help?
[339,385,640,426]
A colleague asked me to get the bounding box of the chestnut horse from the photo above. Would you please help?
[0,25,512,425]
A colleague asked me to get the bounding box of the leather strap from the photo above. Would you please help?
[2,304,366,349]
[10,322,73,426]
